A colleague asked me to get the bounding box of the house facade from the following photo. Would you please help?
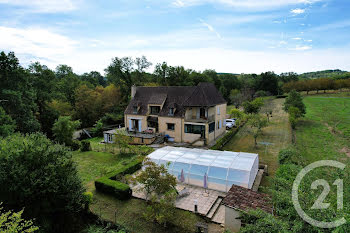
[124,83,227,146]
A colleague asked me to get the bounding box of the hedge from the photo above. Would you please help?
[95,157,143,200]
[211,121,246,150]
[80,140,92,152]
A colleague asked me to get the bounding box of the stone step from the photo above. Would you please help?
[206,196,223,219]
[211,204,225,224]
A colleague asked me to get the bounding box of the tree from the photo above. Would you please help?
[283,90,306,116]
[52,116,81,146]
[91,119,104,137]
[243,98,264,114]
[247,114,268,147]
[131,158,177,200]
[228,108,246,125]
[0,51,40,133]
[288,106,302,130]
[229,89,243,108]
[130,159,177,227]
[74,84,102,127]
[0,107,16,137]
[0,133,86,233]
[105,57,134,103]
[0,204,38,232]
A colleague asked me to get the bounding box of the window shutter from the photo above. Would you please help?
[138,120,142,132]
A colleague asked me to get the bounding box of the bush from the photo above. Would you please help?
[81,140,92,152]
[95,158,143,200]
[95,177,132,200]
[70,140,81,151]
[91,119,104,137]
[83,191,93,211]
[278,147,301,165]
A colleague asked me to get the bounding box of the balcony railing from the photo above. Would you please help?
[185,114,215,123]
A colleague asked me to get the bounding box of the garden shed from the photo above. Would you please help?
[147,146,259,192]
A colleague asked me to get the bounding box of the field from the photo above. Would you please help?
[72,149,204,233]
[223,98,292,179]
[295,96,350,163]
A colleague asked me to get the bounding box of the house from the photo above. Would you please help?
[124,82,227,146]
[222,184,273,232]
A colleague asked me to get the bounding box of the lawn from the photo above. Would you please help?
[295,96,350,163]
[223,98,292,182]
[72,147,205,233]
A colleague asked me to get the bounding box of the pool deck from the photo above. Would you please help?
[131,183,226,224]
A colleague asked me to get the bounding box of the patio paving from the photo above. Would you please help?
[131,183,226,224]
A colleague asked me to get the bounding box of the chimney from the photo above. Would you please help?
[131,85,137,98]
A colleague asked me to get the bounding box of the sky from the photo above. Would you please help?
[0,0,350,75]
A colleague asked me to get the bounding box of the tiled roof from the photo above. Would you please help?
[124,83,226,117]
[222,184,273,214]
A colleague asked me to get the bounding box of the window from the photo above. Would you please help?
[217,121,220,129]
[185,124,205,134]
[209,122,215,133]
[133,106,138,114]
[108,134,113,142]
[150,106,160,115]
[167,123,175,131]
[217,106,220,115]
[220,120,222,129]
[169,108,174,116]
[200,108,206,118]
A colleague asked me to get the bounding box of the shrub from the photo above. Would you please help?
[70,140,81,151]
[91,119,104,137]
[83,191,93,211]
[95,177,132,200]
[95,158,143,200]
[81,140,92,152]
[278,147,301,165]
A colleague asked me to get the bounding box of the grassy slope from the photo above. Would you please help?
[72,149,203,233]
[296,96,350,163]
[223,98,292,180]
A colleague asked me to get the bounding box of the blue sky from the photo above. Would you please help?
[0,0,349,74]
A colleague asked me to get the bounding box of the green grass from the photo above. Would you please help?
[223,98,292,181]
[295,96,350,163]
[300,89,350,97]
[72,151,138,190]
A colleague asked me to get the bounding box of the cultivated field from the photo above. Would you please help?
[223,98,292,180]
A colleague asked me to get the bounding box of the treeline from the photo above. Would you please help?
[299,69,350,80]
[283,78,350,94]
[1,51,349,139]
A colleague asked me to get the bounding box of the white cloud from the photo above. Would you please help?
[288,45,312,51]
[0,0,78,13]
[0,26,77,66]
[171,0,322,10]
[292,37,302,40]
[312,20,350,31]
[291,8,305,14]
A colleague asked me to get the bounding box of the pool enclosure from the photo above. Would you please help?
[147,146,259,192]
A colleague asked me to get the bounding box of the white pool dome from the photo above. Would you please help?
[147,146,259,192]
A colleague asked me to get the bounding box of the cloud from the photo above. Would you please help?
[0,0,78,13]
[288,45,312,51]
[0,26,77,66]
[291,8,305,14]
[199,19,222,39]
[170,0,323,10]
[292,37,302,40]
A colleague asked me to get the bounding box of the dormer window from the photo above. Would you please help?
[169,107,174,116]
[150,106,160,115]
[133,106,138,114]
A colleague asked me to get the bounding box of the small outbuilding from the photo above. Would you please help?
[222,184,273,232]
[147,146,259,191]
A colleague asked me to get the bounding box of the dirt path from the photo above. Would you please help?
[223,98,292,184]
